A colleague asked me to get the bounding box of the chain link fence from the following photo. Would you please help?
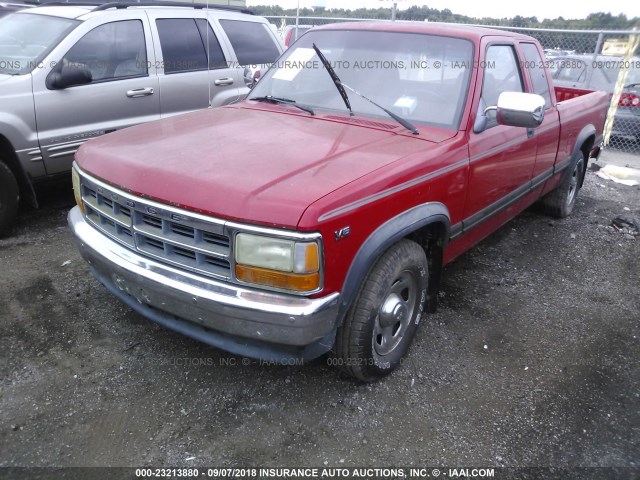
[266,16,640,154]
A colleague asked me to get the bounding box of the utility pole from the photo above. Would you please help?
[295,0,300,41]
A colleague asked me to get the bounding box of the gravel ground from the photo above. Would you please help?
[0,151,639,472]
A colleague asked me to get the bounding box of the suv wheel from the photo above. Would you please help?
[0,161,19,238]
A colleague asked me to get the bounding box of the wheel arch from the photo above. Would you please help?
[571,125,596,189]
[0,134,37,208]
[336,202,451,327]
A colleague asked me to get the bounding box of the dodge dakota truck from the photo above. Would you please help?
[68,22,608,381]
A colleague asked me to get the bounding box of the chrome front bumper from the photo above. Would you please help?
[68,206,340,361]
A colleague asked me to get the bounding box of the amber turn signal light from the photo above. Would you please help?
[235,264,320,292]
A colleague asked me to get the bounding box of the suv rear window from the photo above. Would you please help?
[219,20,279,66]
[156,18,226,73]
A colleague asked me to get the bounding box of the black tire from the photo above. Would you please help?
[540,151,585,218]
[332,239,428,382]
[0,161,19,238]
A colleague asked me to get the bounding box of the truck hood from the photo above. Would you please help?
[76,104,456,228]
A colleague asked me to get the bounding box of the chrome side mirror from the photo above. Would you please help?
[492,92,545,128]
[474,92,546,133]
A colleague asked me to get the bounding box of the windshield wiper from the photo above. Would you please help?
[312,43,353,115]
[624,82,640,88]
[249,95,314,115]
[341,82,420,136]
[312,43,419,136]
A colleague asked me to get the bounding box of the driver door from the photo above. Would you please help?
[463,41,538,229]
[32,13,160,175]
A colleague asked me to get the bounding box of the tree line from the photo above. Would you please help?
[250,5,638,30]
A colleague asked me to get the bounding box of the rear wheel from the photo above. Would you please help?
[0,161,19,238]
[541,151,585,218]
[332,239,428,382]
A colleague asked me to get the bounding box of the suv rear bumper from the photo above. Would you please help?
[68,206,340,361]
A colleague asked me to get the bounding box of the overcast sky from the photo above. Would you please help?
[246,0,640,21]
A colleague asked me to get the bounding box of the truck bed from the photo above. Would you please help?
[554,86,596,103]
[555,86,608,162]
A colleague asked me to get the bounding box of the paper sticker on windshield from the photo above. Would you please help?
[394,96,417,115]
[272,47,316,81]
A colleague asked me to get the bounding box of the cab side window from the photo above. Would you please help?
[521,43,551,107]
[481,45,524,127]
[63,20,147,82]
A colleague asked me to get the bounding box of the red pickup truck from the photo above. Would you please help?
[68,22,608,381]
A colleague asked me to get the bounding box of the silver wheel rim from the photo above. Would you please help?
[373,270,418,356]
[567,160,581,206]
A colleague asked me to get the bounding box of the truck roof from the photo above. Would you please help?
[313,21,533,42]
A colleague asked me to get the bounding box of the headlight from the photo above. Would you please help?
[71,164,84,214]
[235,233,320,292]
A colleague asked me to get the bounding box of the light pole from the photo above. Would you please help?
[295,0,300,41]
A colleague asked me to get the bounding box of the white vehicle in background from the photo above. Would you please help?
[544,48,576,58]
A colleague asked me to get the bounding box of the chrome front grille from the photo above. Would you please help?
[81,176,231,280]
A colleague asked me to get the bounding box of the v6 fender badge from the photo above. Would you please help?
[334,226,351,240]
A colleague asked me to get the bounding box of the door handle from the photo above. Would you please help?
[527,128,535,138]
[126,87,154,98]
[214,77,234,86]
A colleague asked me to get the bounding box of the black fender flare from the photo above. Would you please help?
[571,124,596,188]
[571,124,596,159]
[336,202,450,325]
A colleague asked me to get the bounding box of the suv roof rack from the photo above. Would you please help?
[31,0,254,14]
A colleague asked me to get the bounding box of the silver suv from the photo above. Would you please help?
[0,2,283,236]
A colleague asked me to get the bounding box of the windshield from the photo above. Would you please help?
[0,13,79,75]
[251,30,474,130]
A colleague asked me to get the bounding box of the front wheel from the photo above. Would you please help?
[0,161,19,238]
[540,151,585,218]
[332,239,428,382]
